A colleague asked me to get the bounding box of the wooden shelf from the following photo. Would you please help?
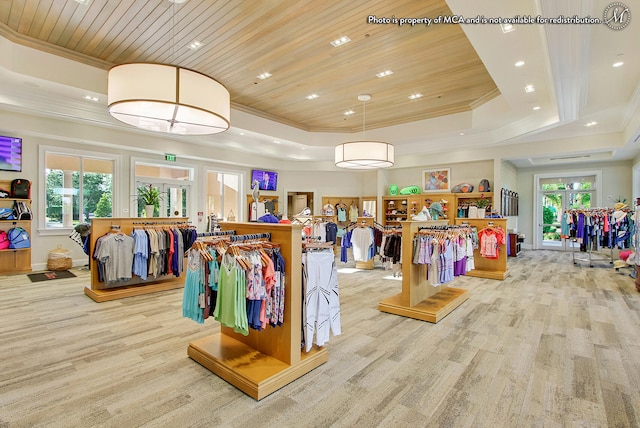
[188,333,328,400]
[84,278,185,302]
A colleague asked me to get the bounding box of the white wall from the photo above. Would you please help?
[517,161,632,249]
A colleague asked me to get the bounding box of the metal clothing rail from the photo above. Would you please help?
[571,239,614,268]
[229,232,271,242]
[197,230,236,237]
[131,220,192,226]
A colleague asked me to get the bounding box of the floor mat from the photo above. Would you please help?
[27,270,77,282]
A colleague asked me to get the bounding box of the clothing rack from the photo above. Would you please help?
[187,222,328,400]
[564,207,628,267]
[84,217,190,302]
[378,219,469,323]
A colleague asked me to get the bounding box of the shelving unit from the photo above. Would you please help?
[378,220,468,323]
[508,233,522,257]
[84,217,188,302]
[454,192,494,219]
[187,222,328,400]
[454,217,508,280]
[382,194,455,226]
[246,194,279,221]
[382,196,410,226]
[0,179,31,274]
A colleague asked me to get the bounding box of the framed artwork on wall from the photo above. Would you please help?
[422,168,451,192]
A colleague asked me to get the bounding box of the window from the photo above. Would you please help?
[42,149,116,231]
[206,170,241,223]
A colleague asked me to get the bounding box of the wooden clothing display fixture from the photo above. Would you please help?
[453,217,508,280]
[84,217,189,302]
[378,220,469,323]
[187,222,328,400]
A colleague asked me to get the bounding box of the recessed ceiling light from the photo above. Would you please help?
[330,36,351,47]
[273,140,281,144]
[533,106,541,110]
[301,147,307,150]
[459,132,465,136]
[74,0,90,4]
[189,41,203,50]
[376,70,393,78]
[306,93,319,100]
[613,61,624,67]
[257,72,272,80]
[168,0,188,3]
[344,110,355,116]
[239,132,244,136]
[515,60,525,67]
[585,121,598,127]
[83,95,99,102]
[524,84,535,93]
[408,93,423,100]
[501,23,515,33]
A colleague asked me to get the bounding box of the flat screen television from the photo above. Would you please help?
[0,135,22,172]
[251,169,278,191]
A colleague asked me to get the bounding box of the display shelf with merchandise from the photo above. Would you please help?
[0,179,31,274]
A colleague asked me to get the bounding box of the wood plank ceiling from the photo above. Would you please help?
[0,0,499,133]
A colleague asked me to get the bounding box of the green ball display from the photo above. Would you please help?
[389,184,399,196]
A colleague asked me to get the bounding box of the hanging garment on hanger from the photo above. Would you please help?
[302,249,341,352]
[351,226,373,262]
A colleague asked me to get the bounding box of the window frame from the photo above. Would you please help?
[203,166,244,223]
[131,157,197,220]
[39,145,120,235]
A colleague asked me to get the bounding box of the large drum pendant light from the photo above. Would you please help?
[107,63,230,135]
[335,95,394,169]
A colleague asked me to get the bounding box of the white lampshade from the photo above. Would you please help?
[107,63,230,135]
[335,141,394,169]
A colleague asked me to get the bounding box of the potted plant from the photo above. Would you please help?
[475,197,491,218]
[137,185,162,218]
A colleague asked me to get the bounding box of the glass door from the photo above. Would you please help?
[136,182,190,218]
[537,175,597,250]
[540,191,563,250]
[165,185,188,217]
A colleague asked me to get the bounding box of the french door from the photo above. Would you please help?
[136,182,190,218]
[536,172,600,250]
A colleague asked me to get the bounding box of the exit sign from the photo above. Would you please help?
[165,154,177,162]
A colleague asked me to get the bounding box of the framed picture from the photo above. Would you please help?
[422,168,451,192]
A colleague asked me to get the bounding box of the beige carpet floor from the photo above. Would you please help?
[0,250,639,428]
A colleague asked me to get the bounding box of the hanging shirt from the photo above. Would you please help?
[349,205,359,222]
[351,227,373,262]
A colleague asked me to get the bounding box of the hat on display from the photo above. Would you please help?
[429,202,443,215]
[297,207,311,216]
[614,202,628,211]
[613,210,627,222]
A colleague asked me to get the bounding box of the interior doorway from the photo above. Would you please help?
[287,192,314,217]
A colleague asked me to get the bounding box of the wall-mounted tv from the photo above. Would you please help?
[0,135,22,172]
[251,169,278,191]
